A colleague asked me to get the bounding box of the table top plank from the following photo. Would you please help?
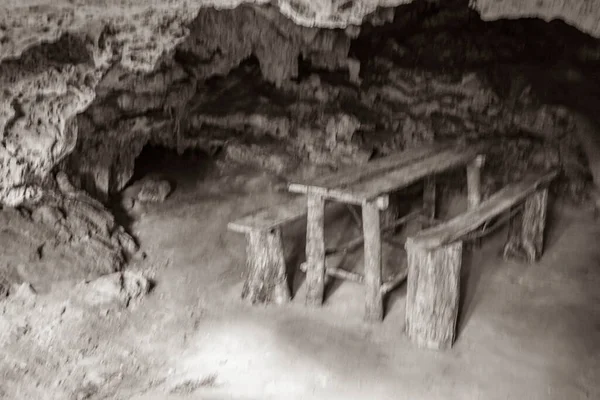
[349,145,486,202]
[407,169,559,249]
[289,142,453,194]
[290,142,488,205]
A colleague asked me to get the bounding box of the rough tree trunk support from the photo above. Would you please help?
[363,200,384,322]
[241,228,291,305]
[228,196,308,306]
[503,188,549,263]
[405,240,463,350]
[305,192,326,306]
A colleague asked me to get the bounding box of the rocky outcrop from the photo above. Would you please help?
[177,5,356,85]
[0,171,137,294]
[0,44,101,207]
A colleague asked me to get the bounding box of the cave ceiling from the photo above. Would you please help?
[0,0,600,207]
[2,0,600,70]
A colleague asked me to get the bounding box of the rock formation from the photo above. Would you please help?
[1,0,600,207]
[0,171,137,294]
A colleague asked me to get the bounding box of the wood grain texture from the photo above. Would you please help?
[241,229,291,305]
[289,143,488,206]
[289,143,450,194]
[408,170,558,250]
[349,146,485,202]
[503,207,525,262]
[305,192,326,306]
[521,188,548,262]
[406,240,463,350]
[363,201,384,322]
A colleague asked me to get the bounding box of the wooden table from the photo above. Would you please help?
[288,141,488,321]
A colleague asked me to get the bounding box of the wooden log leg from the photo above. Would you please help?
[502,208,525,262]
[305,193,326,306]
[241,228,291,305]
[467,155,485,247]
[521,188,549,263]
[363,201,384,322]
[503,188,549,263]
[421,177,436,229]
[405,240,463,350]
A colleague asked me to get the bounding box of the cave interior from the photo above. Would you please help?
[1,0,600,398]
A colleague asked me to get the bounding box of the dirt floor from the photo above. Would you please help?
[1,152,599,400]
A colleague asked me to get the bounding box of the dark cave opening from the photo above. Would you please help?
[350,0,600,95]
[130,144,213,186]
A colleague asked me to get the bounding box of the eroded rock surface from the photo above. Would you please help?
[0,171,137,294]
[2,0,600,71]
[2,1,600,207]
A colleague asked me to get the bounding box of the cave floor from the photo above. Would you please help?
[3,157,600,399]
[124,156,600,400]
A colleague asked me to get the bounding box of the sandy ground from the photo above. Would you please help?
[2,153,599,399]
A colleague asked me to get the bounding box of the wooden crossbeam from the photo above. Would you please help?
[299,262,364,283]
[381,270,409,295]
[325,209,422,256]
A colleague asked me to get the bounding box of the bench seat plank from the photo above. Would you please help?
[227,196,307,233]
[407,169,559,249]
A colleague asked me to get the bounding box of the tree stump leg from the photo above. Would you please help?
[405,240,463,350]
[241,228,291,305]
[363,201,384,322]
[421,177,436,229]
[521,188,549,263]
[305,192,326,306]
[503,208,524,262]
[503,188,549,263]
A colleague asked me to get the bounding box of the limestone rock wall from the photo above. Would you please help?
[1,0,600,207]
[0,43,101,206]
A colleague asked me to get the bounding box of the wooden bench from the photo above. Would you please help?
[404,169,559,350]
[227,196,307,305]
